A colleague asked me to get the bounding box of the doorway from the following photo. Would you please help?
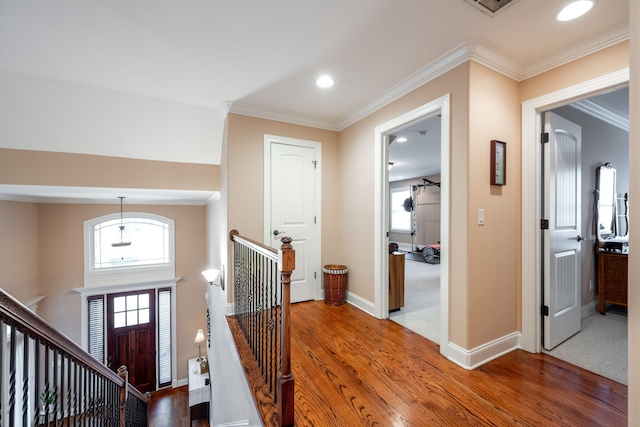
[387,115,442,345]
[521,69,629,383]
[107,289,156,393]
[373,94,451,357]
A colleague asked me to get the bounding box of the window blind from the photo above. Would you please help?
[158,288,172,388]
[87,295,105,364]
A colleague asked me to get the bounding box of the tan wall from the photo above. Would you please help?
[0,200,40,303]
[338,63,470,342]
[226,114,340,294]
[36,203,208,381]
[467,62,521,347]
[0,148,221,191]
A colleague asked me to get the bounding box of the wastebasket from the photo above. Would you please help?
[323,264,348,306]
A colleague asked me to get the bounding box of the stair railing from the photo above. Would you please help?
[0,288,148,426]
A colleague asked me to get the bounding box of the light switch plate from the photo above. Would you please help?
[478,209,485,225]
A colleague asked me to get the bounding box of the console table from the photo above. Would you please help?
[597,250,628,314]
[188,358,211,422]
[389,252,405,311]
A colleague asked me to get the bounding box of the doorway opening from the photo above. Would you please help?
[521,69,629,385]
[387,115,442,345]
[373,94,450,357]
[540,86,629,384]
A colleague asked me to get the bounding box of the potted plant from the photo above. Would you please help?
[39,389,56,416]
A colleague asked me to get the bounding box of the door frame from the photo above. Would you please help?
[520,69,629,353]
[264,135,323,300]
[373,94,450,357]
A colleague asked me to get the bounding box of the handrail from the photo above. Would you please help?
[0,289,127,389]
[0,287,149,426]
[229,229,277,260]
[229,229,295,427]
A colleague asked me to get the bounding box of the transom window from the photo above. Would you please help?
[113,293,150,328]
[84,212,175,287]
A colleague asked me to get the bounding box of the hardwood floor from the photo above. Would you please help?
[148,386,209,427]
[290,301,627,427]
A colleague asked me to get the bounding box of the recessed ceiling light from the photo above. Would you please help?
[555,1,594,22]
[396,137,408,142]
[316,75,334,88]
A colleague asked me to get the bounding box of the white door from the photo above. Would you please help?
[543,112,583,350]
[267,140,318,303]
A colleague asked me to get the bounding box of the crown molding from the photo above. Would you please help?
[520,22,630,81]
[228,102,339,131]
[227,25,629,132]
[570,98,629,132]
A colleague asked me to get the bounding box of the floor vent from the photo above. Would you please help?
[463,0,517,17]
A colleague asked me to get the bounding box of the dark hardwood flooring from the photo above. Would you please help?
[148,386,209,427]
[289,301,627,427]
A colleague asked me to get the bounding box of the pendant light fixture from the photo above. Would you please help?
[112,196,132,247]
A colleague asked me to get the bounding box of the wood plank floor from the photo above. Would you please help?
[148,386,209,427]
[290,301,628,427]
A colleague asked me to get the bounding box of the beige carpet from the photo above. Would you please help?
[388,259,440,344]
[543,310,628,385]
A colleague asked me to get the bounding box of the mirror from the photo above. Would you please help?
[596,163,616,239]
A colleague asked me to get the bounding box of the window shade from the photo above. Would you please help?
[87,296,105,364]
[158,288,172,388]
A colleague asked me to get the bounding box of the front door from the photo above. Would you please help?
[107,290,156,393]
[267,138,318,303]
[543,112,583,350]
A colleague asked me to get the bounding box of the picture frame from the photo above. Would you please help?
[490,140,506,186]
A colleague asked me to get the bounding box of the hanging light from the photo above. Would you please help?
[112,196,132,247]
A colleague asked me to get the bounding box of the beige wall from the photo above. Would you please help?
[0,200,40,303]
[225,114,340,295]
[0,148,221,191]
[466,62,521,347]
[35,203,208,381]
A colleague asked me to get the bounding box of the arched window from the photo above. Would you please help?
[84,213,175,287]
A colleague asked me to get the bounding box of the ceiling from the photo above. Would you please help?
[0,0,630,201]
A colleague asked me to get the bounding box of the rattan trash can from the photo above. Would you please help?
[323,264,348,306]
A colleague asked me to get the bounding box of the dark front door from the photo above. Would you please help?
[107,290,156,393]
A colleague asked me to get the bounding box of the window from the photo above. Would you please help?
[88,296,105,363]
[84,213,175,287]
[112,293,150,328]
[390,187,411,231]
[157,288,172,388]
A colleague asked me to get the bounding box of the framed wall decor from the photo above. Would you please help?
[490,140,506,186]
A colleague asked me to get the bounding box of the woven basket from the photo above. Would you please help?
[323,264,348,306]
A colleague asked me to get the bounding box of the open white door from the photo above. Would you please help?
[266,138,319,303]
[543,112,583,350]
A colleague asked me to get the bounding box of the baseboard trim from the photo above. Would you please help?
[393,242,413,252]
[582,300,597,319]
[175,377,188,387]
[346,291,375,316]
[214,421,251,427]
[447,332,521,370]
[225,302,234,316]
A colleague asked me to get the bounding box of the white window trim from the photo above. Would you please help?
[74,278,180,389]
[390,186,411,232]
[83,212,175,287]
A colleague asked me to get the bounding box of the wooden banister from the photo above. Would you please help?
[229,229,295,427]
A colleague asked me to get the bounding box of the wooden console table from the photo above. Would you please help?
[597,250,628,314]
[188,358,211,422]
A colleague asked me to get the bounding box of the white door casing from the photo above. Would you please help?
[264,136,321,303]
[543,112,582,350]
[520,69,628,353]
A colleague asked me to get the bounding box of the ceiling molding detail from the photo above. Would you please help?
[228,26,630,132]
[570,99,630,131]
[228,102,339,131]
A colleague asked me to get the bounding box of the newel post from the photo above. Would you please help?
[277,237,295,427]
[117,366,128,427]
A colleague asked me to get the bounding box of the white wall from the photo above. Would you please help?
[0,70,223,164]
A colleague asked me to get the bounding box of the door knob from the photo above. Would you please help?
[273,230,285,236]
[576,235,586,241]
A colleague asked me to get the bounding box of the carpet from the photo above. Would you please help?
[543,310,628,385]
[388,259,440,344]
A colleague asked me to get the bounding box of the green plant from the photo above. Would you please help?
[39,389,56,406]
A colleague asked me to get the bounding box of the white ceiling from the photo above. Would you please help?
[0,0,630,202]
